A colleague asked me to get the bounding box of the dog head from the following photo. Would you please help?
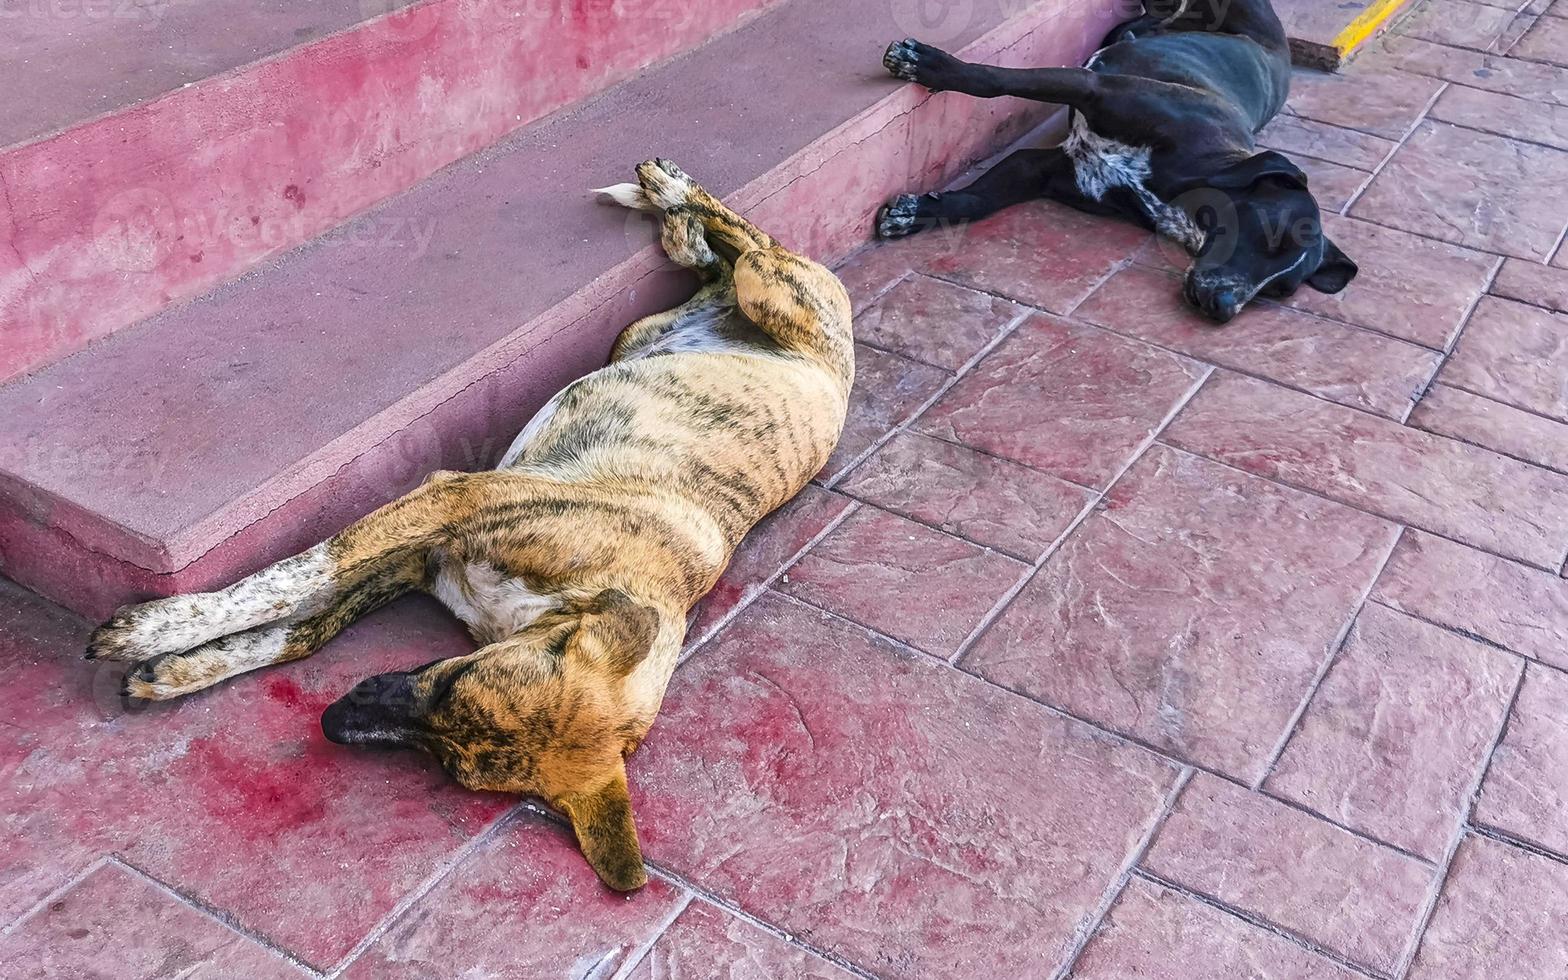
[320,588,661,891]
[1181,151,1358,323]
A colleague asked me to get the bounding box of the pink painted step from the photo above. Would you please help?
[0,0,1121,618]
[0,0,787,381]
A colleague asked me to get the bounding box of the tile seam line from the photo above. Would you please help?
[677,497,863,660]
[492,808,832,972]
[1116,250,1454,354]
[821,305,1038,490]
[889,421,1103,496]
[108,855,326,977]
[324,800,532,977]
[1328,206,1536,263]
[1362,596,1552,667]
[1067,308,1427,421]
[1393,663,1527,977]
[1545,214,1568,270]
[760,586,1182,769]
[1278,104,1417,144]
[1093,259,1449,360]
[1050,767,1196,980]
[1425,110,1568,159]
[1151,434,1566,575]
[1405,402,1568,478]
[1433,375,1568,430]
[0,854,113,939]
[609,890,696,980]
[1253,525,1408,788]
[1464,662,1532,833]
[1399,250,1505,425]
[829,475,1077,563]
[628,865,879,980]
[1132,868,1390,980]
[947,363,1215,667]
[1257,138,1390,175]
[764,583,1447,866]
[1468,822,1568,868]
[1343,74,1450,213]
[1445,251,1506,362]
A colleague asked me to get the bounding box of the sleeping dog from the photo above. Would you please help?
[877,0,1357,322]
[85,160,854,891]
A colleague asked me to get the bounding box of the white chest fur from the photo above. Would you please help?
[432,558,557,645]
[1061,112,1204,252]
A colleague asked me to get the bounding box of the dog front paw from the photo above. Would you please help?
[883,38,963,91]
[876,194,928,239]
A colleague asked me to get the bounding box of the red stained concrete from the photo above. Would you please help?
[631,592,1179,977]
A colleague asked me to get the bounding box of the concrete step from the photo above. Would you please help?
[0,0,1117,618]
[1,0,785,381]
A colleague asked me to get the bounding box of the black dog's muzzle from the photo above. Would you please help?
[1182,271,1246,324]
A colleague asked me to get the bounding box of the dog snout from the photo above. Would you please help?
[1183,274,1244,324]
[321,672,419,746]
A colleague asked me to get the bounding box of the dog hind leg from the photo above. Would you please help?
[86,544,337,663]
[609,205,742,361]
[96,472,469,699]
[120,545,426,700]
[879,148,1083,238]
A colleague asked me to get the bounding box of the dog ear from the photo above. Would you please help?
[1306,236,1358,293]
[569,589,659,676]
[558,762,647,891]
[1209,151,1309,191]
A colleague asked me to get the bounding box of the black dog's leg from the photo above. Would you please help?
[877,148,1132,239]
[885,39,1099,100]
[878,148,1060,238]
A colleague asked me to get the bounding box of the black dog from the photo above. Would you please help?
[878,0,1357,322]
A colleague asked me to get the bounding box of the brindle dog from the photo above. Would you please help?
[85,160,854,891]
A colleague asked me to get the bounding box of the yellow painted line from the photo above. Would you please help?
[1332,0,1412,56]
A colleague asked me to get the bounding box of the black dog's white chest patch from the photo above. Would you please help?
[1062,112,1203,252]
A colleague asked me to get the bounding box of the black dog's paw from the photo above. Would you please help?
[882,38,963,91]
[876,194,927,239]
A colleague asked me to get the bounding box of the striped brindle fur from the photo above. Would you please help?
[85,160,854,891]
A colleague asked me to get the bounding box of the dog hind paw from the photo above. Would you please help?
[876,194,926,239]
[635,158,696,211]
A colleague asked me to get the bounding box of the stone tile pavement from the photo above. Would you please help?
[6,2,1568,974]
